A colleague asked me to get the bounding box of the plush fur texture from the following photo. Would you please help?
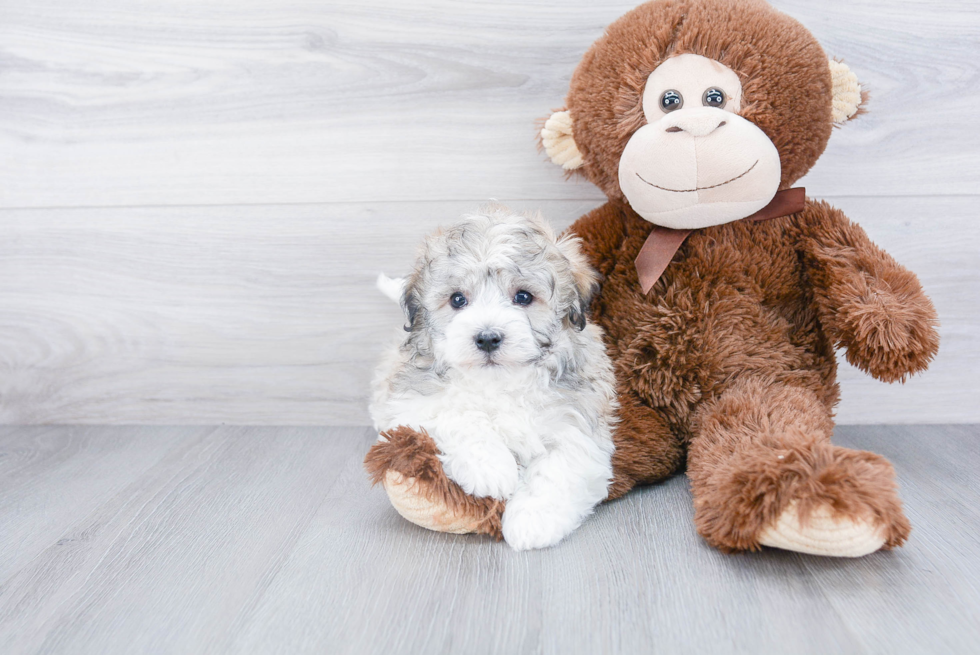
[572,197,936,551]
[687,377,910,553]
[367,206,619,550]
[367,0,939,555]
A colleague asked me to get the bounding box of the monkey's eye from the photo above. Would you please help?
[513,290,533,306]
[450,292,467,309]
[702,87,727,108]
[660,90,683,112]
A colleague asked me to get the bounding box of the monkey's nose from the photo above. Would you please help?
[475,330,503,353]
[663,110,728,137]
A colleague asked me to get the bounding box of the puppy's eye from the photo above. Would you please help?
[702,87,727,108]
[660,90,683,112]
[513,290,533,306]
[450,292,467,309]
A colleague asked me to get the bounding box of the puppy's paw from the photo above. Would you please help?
[502,494,580,551]
[441,442,518,501]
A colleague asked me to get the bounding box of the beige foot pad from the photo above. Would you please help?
[758,502,886,557]
[383,471,481,534]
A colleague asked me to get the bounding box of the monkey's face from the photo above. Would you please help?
[617,54,782,230]
[542,0,865,228]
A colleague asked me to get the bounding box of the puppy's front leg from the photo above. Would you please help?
[502,435,612,551]
[436,424,519,501]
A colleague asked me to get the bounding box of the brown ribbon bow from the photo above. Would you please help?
[634,187,806,294]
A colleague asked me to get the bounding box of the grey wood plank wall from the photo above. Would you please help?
[1,0,977,424]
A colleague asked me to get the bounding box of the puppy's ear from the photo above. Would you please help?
[556,233,599,331]
[401,277,421,333]
[376,273,406,304]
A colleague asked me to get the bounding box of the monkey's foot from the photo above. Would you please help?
[759,501,886,557]
[364,425,504,538]
[383,470,494,534]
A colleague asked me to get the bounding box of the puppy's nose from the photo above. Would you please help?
[475,330,503,353]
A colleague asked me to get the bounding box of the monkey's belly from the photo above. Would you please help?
[615,300,830,418]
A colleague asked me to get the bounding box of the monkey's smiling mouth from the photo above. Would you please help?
[636,160,759,192]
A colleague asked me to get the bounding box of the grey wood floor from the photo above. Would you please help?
[1,425,977,654]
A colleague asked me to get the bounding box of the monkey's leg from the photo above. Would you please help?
[687,377,910,556]
[364,426,504,538]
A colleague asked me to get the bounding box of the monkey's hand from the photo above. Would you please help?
[832,274,939,382]
[799,201,939,383]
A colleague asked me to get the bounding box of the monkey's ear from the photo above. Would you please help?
[540,110,584,170]
[829,59,866,124]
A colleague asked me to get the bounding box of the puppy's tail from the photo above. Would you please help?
[376,273,406,303]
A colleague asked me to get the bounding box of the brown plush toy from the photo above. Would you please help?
[366,0,940,556]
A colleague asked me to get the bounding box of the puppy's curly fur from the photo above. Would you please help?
[368,204,618,550]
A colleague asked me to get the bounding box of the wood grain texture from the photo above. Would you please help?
[1,196,976,425]
[0,0,977,208]
[0,425,977,654]
[0,0,977,425]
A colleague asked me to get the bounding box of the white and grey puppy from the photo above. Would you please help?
[370,204,618,550]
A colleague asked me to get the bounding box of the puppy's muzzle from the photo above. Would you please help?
[474,330,504,353]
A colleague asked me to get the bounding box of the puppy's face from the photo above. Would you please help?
[402,208,597,370]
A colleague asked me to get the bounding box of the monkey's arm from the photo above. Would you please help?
[796,200,939,382]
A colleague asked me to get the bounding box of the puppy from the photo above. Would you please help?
[370,204,618,550]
